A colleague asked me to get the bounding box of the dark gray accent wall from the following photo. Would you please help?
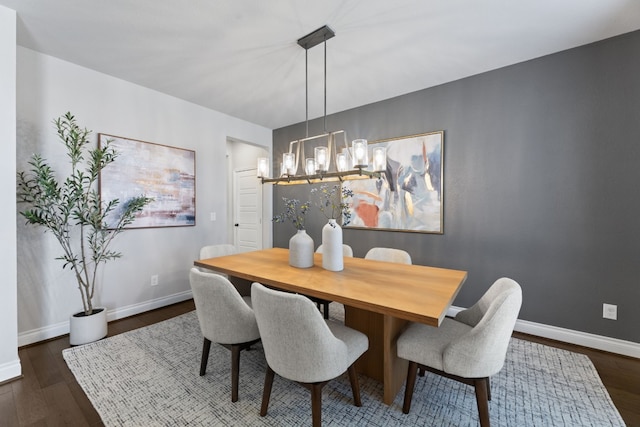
[272,30,640,343]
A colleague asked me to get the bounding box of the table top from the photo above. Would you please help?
[194,247,467,327]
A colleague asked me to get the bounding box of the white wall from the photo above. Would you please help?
[0,5,21,383]
[15,47,272,345]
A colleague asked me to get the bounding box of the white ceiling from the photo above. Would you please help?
[2,0,640,129]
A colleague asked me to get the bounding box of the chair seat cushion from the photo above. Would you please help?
[326,319,369,366]
[397,318,471,371]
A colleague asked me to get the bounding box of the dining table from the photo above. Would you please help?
[194,247,467,405]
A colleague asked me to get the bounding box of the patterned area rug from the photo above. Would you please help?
[63,308,625,426]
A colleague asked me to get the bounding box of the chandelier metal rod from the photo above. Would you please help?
[324,39,327,133]
[305,48,309,138]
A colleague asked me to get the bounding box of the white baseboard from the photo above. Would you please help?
[18,291,193,347]
[19,319,69,347]
[0,359,22,384]
[447,306,640,359]
[18,296,639,359]
[105,290,193,322]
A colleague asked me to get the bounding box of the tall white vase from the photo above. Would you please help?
[322,219,343,271]
[289,229,314,268]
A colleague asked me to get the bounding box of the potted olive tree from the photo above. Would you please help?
[17,112,153,345]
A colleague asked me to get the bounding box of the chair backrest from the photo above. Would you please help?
[199,244,237,260]
[364,247,412,264]
[445,277,522,378]
[189,267,259,344]
[316,244,354,257]
[251,282,350,383]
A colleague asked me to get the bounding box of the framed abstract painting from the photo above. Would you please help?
[98,134,196,228]
[343,131,443,234]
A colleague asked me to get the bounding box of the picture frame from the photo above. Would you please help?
[98,134,196,228]
[343,131,443,234]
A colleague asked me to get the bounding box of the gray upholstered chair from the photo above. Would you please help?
[251,282,369,427]
[312,244,354,318]
[364,247,412,264]
[198,244,237,276]
[189,267,260,402]
[397,277,522,427]
[199,244,237,260]
[316,243,354,257]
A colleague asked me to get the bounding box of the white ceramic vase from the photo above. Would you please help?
[69,307,108,346]
[322,219,343,271]
[289,229,314,268]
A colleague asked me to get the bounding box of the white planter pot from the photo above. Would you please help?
[69,307,108,346]
[289,229,315,268]
[322,219,343,271]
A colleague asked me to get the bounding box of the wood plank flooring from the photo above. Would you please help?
[1,300,638,426]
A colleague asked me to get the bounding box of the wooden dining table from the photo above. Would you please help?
[194,247,467,405]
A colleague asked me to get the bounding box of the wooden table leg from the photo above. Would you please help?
[345,306,383,382]
[229,276,252,296]
[344,306,409,405]
[383,314,409,405]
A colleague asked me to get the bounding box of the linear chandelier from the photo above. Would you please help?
[258,25,386,185]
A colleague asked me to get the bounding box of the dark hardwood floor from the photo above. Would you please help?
[1,300,638,426]
[0,300,196,427]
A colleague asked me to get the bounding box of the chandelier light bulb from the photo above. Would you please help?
[372,147,387,172]
[283,152,296,176]
[352,139,368,168]
[256,157,269,178]
[336,153,348,172]
[305,158,316,175]
[314,146,329,172]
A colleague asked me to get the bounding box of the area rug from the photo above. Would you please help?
[63,308,625,426]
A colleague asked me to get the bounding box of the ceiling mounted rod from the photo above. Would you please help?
[305,48,309,137]
[297,25,335,50]
[298,26,335,137]
[324,39,327,133]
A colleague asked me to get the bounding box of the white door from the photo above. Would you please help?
[233,168,263,252]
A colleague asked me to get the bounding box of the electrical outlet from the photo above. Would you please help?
[151,275,159,286]
[602,303,617,320]
[210,212,216,221]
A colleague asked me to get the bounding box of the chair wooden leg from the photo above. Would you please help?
[199,338,212,376]
[310,297,331,319]
[260,366,275,417]
[311,383,323,427]
[347,364,362,406]
[487,376,492,401]
[403,361,418,414]
[231,345,241,402]
[474,378,491,427]
[418,367,425,377]
[219,338,259,402]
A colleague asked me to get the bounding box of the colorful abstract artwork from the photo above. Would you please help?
[344,131,443,234]
[98,134,196,228]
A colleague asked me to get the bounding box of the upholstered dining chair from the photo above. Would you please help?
[316,243,354,257]
[198,244,236,276]
[312,244,354,318]
[364,247,412,264]
[251,282,369,427]
[189,267,260,402]
[199,243,237,259]
[397,277,522,427]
